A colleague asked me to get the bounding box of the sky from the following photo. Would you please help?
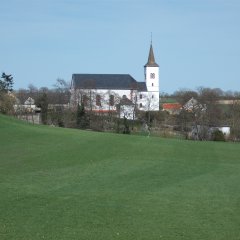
[1,0,240,94]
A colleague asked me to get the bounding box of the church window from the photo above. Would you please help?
[140,94,142,99]
[96,94,101,106]
[109,95,114,106]
[82,95,88,105]
[139,103,143,108]
[150,73,155,79]
[152,83,154,87]
[152,95,154,99]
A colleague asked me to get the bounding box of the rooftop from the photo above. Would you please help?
[72,74,147,91]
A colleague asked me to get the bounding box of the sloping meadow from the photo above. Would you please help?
[1,114,240,240]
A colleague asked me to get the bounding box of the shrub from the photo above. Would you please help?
[212,130,225,142]
[0,93,15,114]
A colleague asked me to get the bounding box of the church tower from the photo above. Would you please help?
[142,43,160,111]
[144,43,159,92]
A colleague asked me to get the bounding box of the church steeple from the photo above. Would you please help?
[144,42,160,97]
[144,44,159,67]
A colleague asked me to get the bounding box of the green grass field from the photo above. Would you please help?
[1,114,240,240]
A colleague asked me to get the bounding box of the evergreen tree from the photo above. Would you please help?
[0,72,14,93]
[36,92,48,124]
[76,104,89,129]
[0,72,15,114]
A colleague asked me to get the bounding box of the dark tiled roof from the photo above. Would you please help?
[144,44,159,67]
[72,74,141,90]
[137,82,147,91]
[72,74,147,91]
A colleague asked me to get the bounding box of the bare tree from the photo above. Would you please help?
[229,101,240,141]
[174,89,198,105]
[141,92,159,126]
[198,87,223,127]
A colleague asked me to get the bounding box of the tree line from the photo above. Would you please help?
[1,73,240,141]
[168,88,240,141]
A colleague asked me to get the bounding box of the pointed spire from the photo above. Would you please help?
[144,43,159,67]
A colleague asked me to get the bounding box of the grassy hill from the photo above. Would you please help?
[1,114,240,240]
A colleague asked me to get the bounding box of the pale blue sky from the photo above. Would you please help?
[1,0,240,93]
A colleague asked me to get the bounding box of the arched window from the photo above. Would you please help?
[109,95,114,106]
[96,94,101,106]
[82,95,88,105]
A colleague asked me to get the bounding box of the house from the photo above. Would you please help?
[70,44,160,119]
[183,97,206,112]
[182,97,207,114]
[183,97,198,111]
[24,97,35,108]
[14,97,41,113]
[14,97,41,124]
[162,103,182,115]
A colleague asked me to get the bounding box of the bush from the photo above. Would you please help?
[0,93,15,114]
[76,104,89,129]
[123,117,130,134]
[212,130,225,142]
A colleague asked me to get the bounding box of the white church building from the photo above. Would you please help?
[70,43,160,119]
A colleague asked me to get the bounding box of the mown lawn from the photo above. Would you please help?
[1,114,240,240]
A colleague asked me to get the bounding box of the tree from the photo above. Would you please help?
[45,79,70,127]
[171,90,197,138]
[175,109,193,139]
[140,92,159,126]
[36,90,48,124]
[76,104,89,129]
[0,93,15,114]
[229,101,240,141]
[53,78,70,104]
[198,87,223,127]
[0,72,15,114]
[26,84,39,102]
[212,129,225,142]
[0,72,14,93]
[174,88,226,140]
[174,89,198,105]
[16,88,29,104]
[122,116,130,134]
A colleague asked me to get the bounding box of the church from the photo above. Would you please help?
[70,43,160,119]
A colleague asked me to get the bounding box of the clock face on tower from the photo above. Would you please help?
[150,73,155,79]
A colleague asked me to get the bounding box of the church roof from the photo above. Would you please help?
[72,74,147,91]
[137,82,147,91]
[144,44,159,67]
